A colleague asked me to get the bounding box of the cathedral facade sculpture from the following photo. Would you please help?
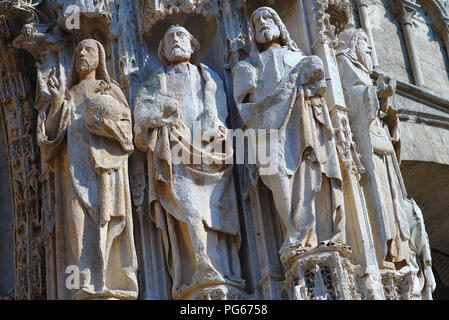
[0,0,440,301]
[232,7,348,268]
[336,28,435,298]
[37,39,138,300]
[133,25,245,300]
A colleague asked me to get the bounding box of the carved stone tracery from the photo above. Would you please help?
[138,0,218,33]
[0,13,44,299]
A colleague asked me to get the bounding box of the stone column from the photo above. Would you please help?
[391,0,425,87]
[356,0,379,68]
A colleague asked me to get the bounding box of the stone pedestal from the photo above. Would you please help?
[283,246,362,300]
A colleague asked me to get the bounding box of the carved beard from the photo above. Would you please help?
[356,46,373,72]
[166,46,191,63]
[255,27,281,45]
[77,59,96,74]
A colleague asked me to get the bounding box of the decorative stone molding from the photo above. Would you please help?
[314,0,352,48]
[284,247,362,300]
[390,0,425,86]
[0,16,44,299]
[138,0,218,33]
[391,0,420,25]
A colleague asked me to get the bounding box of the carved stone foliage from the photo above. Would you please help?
[315,0,352,45]
[0,15,44,300]
[138,0,218,33]
[284,249,361,300]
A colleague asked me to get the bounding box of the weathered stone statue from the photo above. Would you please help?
[336,29,435,298]
[337,29,410,269]
[37,39,138,300]
[134,25,245,300]
[232,7,347,268]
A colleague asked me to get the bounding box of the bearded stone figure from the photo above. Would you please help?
[233,7,347,268]
[133,26,245,300]
[37,39,138,300]
[336,29,435,298]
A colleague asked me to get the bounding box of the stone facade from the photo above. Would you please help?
[0,0,447,300]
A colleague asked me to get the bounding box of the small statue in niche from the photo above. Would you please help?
[336,28,435,298]
[38,39,138,300]
[134,25,245,300]
[232,7,348,268]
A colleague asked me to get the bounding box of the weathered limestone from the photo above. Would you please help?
[134,26,245,300]
[232,7,356,299]
[0,0,442,300]
[37,39,138,300]
[336,28,435,299]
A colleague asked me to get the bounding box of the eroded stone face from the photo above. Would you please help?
[74,40,99,77]
[252,8,281,45]
[163,26,193,64]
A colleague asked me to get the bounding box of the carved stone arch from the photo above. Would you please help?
[138,0,219,34]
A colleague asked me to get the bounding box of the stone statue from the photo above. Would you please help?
[37,39,138,300]
[134,25,245,300]
[336,29,411,271]
[336,30,435,299]
[232,7,347,268]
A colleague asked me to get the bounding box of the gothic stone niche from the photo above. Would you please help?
[53,0,113,35]
[138,0,218,33]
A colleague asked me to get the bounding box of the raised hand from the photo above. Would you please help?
[47,68,64,113]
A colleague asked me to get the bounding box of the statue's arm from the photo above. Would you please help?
[109,83,134,153]
[133,76,178,151]
[233,60,298,128]
[338,56,379,119]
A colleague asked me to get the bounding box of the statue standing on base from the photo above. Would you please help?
[233,7,349,268]
[336,28,435,299]
[38,39,138,300]
[134,25,245,300]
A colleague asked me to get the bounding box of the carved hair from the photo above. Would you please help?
[250,6,300,53]
[158,25,201,65]
[69,39,111,88]
[336,28,370,71]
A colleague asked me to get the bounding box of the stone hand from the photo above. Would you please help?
[304,79,327,98]
[376,75,396,98]
[47,68,64,112]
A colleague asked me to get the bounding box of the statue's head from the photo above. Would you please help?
[158,25,200,65]
[250,7,298,52]
[337,29,373,72]
[22,24,36,38]
[70,39,110,87]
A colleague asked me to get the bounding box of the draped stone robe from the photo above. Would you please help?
[233,47,345,266]
[134,63,245,299]
[37,80,138,300]
[337,54,411,270]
